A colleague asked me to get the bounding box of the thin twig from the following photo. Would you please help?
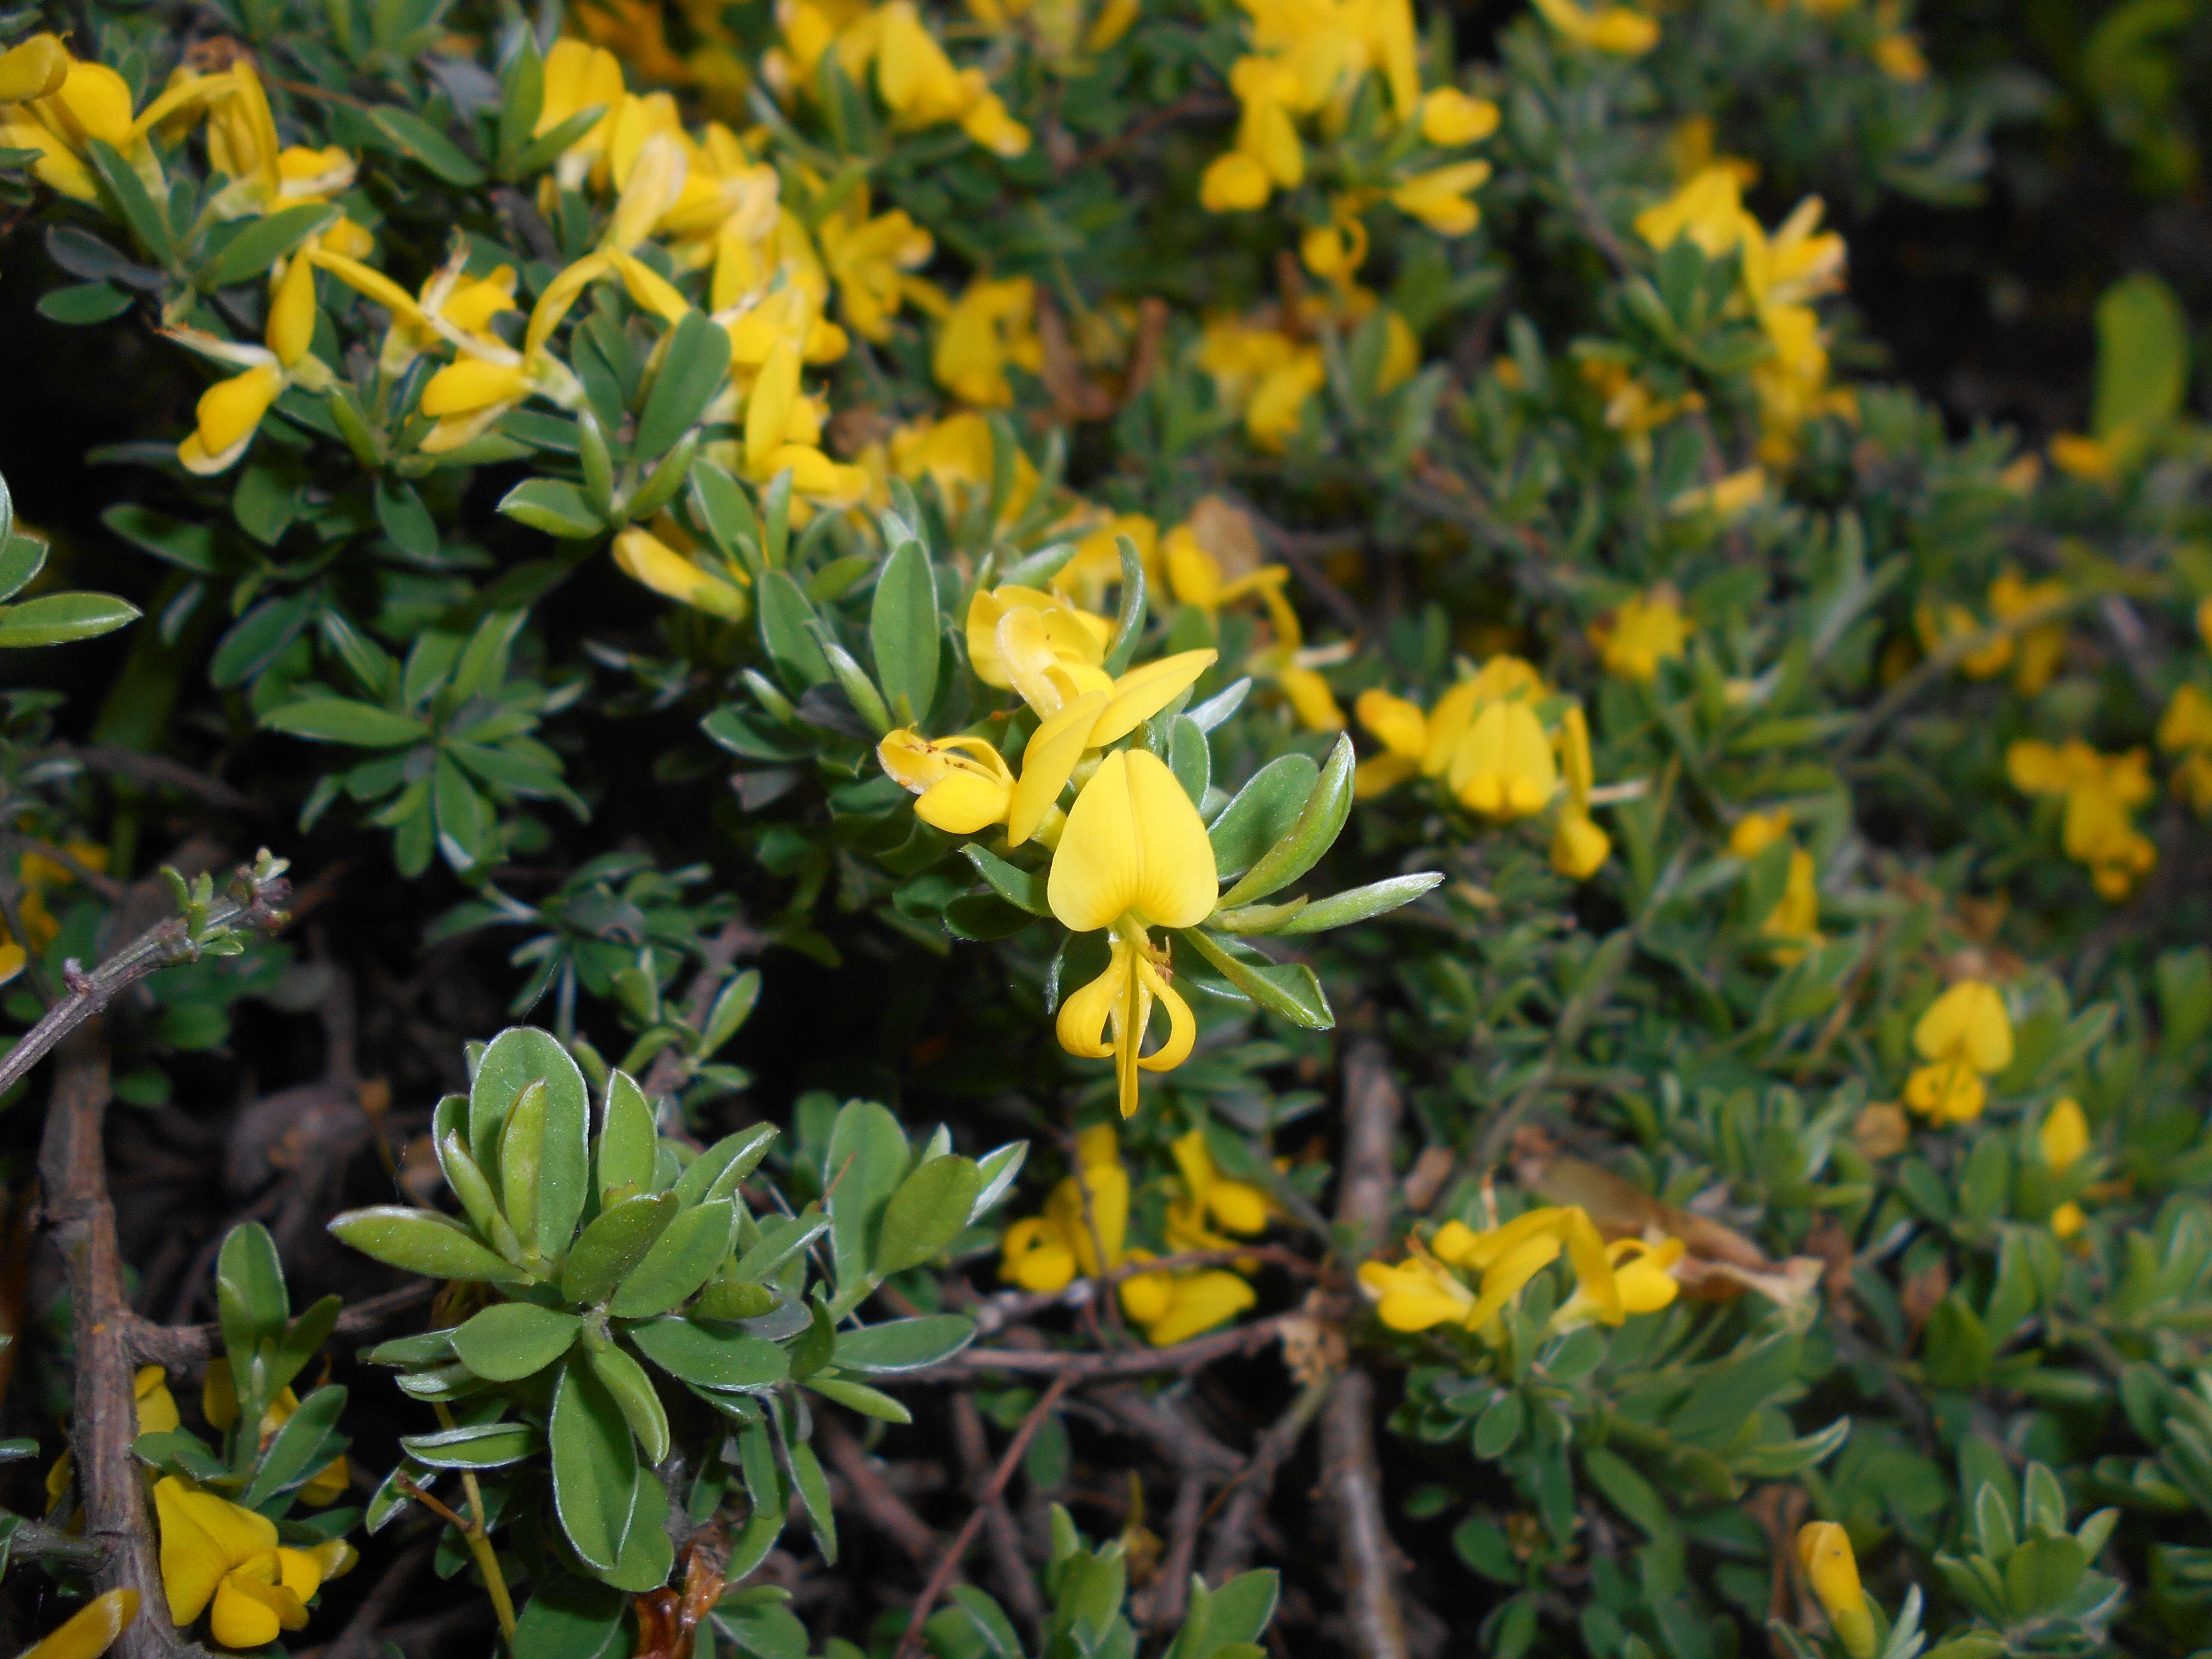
[1324,1040,1410,1659]
[55,744,258,812]
[819,1413,939,1565]
[1202,1370,1335,1583]
[896,1375,1073,1659]
[911,1312,1297,1380]
[128,1277,435,1367]
[0,858,292,1098]
[951,1392,1047,1638]
[304,1542,431,1659]
[39,1024,203,1659]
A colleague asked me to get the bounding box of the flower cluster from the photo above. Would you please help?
[2006,737,2158,899]
[1357,1206,1683,1337]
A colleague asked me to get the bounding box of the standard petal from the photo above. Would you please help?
[1048,750,1145,931]
[1121,749,1219,928]
[1089,650,1218,746]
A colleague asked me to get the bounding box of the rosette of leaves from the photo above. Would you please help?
[127,1223,356,1544]
[331,1028,1022,1595]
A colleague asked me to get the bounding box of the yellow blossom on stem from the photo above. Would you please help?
[1048,749,1219,1117]
[1553,1237,1683,1328]
[1197,317,1326,451]
[201,1362,350,1505]
[1551,703,1610,878]
[155,1476,354,1649]
[1988,570,2070,695]
[998,1127,1254,1343]
[1795,1522,1876,1659]
[1636,168,1751,257]
[878,729,1019,835]
[817,185,932,343]
[1729,811,1820,955]
[1419,87,1499,145]
[1530,0,1659,52]
[934,276,1044,407]
[2006,738,2157,899]
[2041,1097,2091,1238]
[200,61,359,228]
[0,43,225,206]
[612,525,750,619]
[1388,160,1492,235]
[1165,1128,1273,1249]
[1352,688,1429,798]
[1359,1206,1660,1337]
[1903,979,2012,1124]
[167,252,334,474]
[1589,590,1691,683]
[538,40,627,188]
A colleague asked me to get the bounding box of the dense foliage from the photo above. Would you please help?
[1,0,2211,1653]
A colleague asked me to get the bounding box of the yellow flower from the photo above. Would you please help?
[0,34,68,104]
[2006,738,2157,899]
[1872,2,1927,81]
[18,1588,139,1659]
[1116,1264,1257,1346]
[1359,1206,1636,1335]
[537,40,627,188]
[155,1477,354,1649]
[1987,570,2070,695]
[1451,699,1557,819]
[878,729,1018,835]
[817,187,933,343]
[1553,1237,1683,1328]
[1048,749,1219,1117]
[1352,688,1429,798]
[1903,980,2012,1124]
[1197,317,1326,451]
[1668,467,1768,521]
[1165,1129,1273,1248]
[2040,1097,2091,1237]
[888,411,1040,525]
[1389,160,1492,235]
[1550,704,1610,878]
[1729,811,1820,954]
[1419,88,1499,145]
[1246,576,1346,731]
[1589,590,1690,682]
[2159,684,2212,753]
[2041,1097,2088,1173]
[611,526,749,620]
[201,61,359,225]
[934,276,1044,407]
[1796,1522,1875,1659]
[46,1363,177,1514]
[999,1128,1254,1343]
[1000,1124,1131,1289]
[201,1362,350,1505]
[839,1,1031,155]
[1059,514,1161,613]
[166,252,334,474]
[1637,168,1752,257]
[0,45,225,205]
[1530,0,1659,52]
[309,244,518,380]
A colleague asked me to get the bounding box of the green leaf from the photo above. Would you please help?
[0,533,44,602]
[788,1437,838,1565]
[609,1199,738,1318]
[807,1376,912,1425]
[1102,533,1148,676]
[261,697,427,747]
[327,1207,524,1282]
[550,1357,639,1571]
[831,1314,975,1374]
[500,477,605,539]
[670,1123,777,1208]
[0,591,140,649]
[626,1317,790,1389]
[84,139,172,262]
[871,539,941,724]
[598,1462,675,1591]
[825,1100,909,1299]
[597,1070,657,1206]
[215,1222,289,1392]
[1169,715,1210,804]
[511,1576,628,1659]
[2093,271,2188,439]
[201,203,340,288]
[240,1384,348,1507]
[562,1194,679,1306]
[400,1419,542,1468]
[37,282,132,323]
[587,1342,671,1464]
[1273,873,1443,934]
[471,1027,591,1250]
[433,754,489,872]
[757,569,833,688]
[2003,1534,2087,1617]
[1217,734,1354,908]
[700,970,763,1058]
[689,459,763,576]
[375,477,440,560]
[874,1157,981,1276]
[1179,930,1334,1030]
[634,311,729,460]
[451,1303,582,1382]
[961,846,1049,914]
[366,104,487,184]
[1207,756,1318,878]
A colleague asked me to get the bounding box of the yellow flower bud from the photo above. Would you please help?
[1795,1522,1875,1659]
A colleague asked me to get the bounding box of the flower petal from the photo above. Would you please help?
[1047,749,1219,933]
